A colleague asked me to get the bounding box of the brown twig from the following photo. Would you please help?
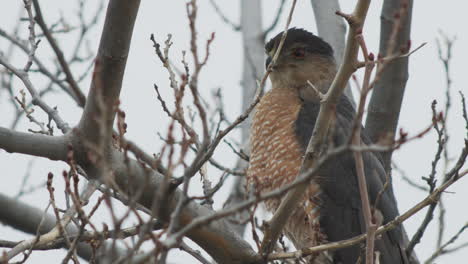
[5,179,99,261]
[351,33,377,264]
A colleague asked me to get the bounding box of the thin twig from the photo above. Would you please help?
[406,101,446,256]
[263,0,287,37]
[208,0,240,31]
[351,33,377,264]
[32,0,86,106]
[425,222,468,264]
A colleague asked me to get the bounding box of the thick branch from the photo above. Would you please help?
[0,127,68,161]
[57,1,259,262]
[365,0,413,172]
[78,0,140,150]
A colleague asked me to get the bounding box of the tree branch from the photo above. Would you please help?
[351,35,377,264]
[0,127,68,160]
[365,0,413,172]
[77,0,140,151]
[32,0,86,107]
[0,193,95,261]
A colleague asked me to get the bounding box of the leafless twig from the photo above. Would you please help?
[208,0,240,31]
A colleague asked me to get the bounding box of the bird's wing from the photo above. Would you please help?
[295,96,406,264]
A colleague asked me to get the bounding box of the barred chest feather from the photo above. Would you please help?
[247,88,329,258]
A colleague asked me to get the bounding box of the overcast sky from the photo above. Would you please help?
[1,1,467,263]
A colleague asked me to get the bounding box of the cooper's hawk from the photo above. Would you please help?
[247,28,407,263]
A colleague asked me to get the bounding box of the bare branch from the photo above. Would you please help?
[0,191,111,262]
[405,101,446,256]
[0,127,68,159]
[0,54,71,133]
[263,0,287,37]
[32,0,86,106]
[365,0,413,172]
[425,222,468,264]
[77,0,141,156]
[208,0,240,31]
[351,34,377,264]
[5,179,99,260]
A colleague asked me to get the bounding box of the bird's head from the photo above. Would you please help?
[265,28,337,93]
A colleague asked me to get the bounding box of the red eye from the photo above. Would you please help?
[293,48,305,58]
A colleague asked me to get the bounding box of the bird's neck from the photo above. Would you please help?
[271,78,333,103]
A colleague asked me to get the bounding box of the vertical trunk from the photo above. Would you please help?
[365,0,413,173]
[239,0,264,142]
[365,1,419,263]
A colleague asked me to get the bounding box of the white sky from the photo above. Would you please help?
[0,1,467,263]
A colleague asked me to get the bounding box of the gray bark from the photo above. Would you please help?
[239,0,264,142]
[74,0,258,261]
[0,0,259,262]
[78,0,141,151]
[365,0,413,172]
[364,1,418,262]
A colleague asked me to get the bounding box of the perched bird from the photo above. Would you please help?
[247,28,407,263]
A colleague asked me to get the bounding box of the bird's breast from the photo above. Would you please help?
[247,88,326,250]
[248,88,303,192]
[247,89,321,215]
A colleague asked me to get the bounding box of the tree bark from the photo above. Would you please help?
[364,2,418,262]
[239,0,264,142]
[365,0,413,172]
